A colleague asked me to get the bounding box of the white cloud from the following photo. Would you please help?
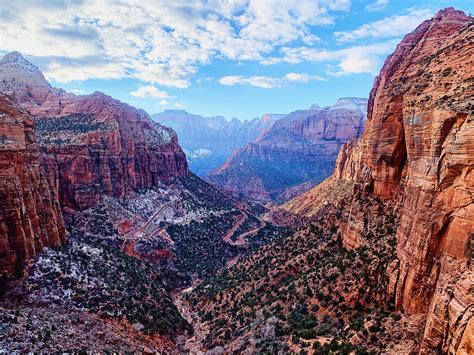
[70,89,86,95]
[219,72,325,88]
[365,0,389,12]
[285,72,325,83]
[0,0,350,86]
[334,8,434,42]
[130,85,174,99]
[277,40,398,75]
[174,102,185,108]
[159,100,168,105]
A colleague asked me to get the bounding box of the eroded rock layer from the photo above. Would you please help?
[283,8,473,353]
[0,52,189,211]
[0,94,65,276]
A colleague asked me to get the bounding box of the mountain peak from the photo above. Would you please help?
[1,51,43,75]
[1,51,27,63]
[330,97,368,113]
[0,52,52,105]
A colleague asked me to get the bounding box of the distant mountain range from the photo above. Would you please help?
[207,97,368,202]
[152,110,285,175]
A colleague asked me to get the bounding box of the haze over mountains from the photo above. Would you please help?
[152,110,285,175]
[0,6,472,354]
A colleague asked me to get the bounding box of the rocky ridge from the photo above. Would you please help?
[0,52,189,211]
[152,110,285,176]
[208,98,367,202]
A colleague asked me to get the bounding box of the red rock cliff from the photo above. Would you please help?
[283,8,473,353]
[0,53,189,210]
[282,8,474,353]
[0,94,66,276]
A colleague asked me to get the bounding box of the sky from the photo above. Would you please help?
[0,0,472,120]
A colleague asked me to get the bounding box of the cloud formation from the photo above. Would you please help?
[130,85,174,99]
[365,0,389,12]
[0,0,350,86]
[219,73,325,88]
[334,8,434,42]
[264,41,398,75]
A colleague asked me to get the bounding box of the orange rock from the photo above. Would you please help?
[0,94,66,276]
[283,7,473,353]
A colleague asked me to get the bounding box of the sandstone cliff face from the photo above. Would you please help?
[0,94,65,276]
[283,8,473,353]
[208,98,367,202]
[0,53,189,211]
[31,92,189,210]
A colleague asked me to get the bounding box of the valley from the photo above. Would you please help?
[0,5,473,354]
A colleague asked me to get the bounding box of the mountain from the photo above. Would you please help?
[152,110,285,175]
[0,52,290,351]
[207,98,367,202]
[0,94,65,276]
[0,52,189,211]
[187,8,473,353]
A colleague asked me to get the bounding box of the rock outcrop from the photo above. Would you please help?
[152,110,284,176]
[0,52,189,211]
[0,94,65,276]
[282,8,473,353]
[208,98,367,202]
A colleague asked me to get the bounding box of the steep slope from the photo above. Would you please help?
[208,98,367,202]
[0,94,65,277]
[189,8,473,353]
[0,52,188,211]
[283,7,474,353]
[152,110,284,175]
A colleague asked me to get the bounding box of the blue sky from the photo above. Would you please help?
[1,0,472,120]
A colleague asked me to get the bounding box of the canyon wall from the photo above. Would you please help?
[0,94,65,276]
[0,52,189,211]
[283,8,473,353]
[0,52,189,274]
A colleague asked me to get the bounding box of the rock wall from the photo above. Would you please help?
[31,92,189,210]
[318,8,473,353]
[0,52,189,211]
[0,94,66,276]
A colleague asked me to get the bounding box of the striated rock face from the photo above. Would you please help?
[0,53,189,211]
[152,110,284,176]
[208,98,367,202]
[0,94,65,276]
[283,8,473,353]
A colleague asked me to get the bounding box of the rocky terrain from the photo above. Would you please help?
[0,6,472,354]
[153,110,284,176]
[187,8,473,353]
[1,53,189,212]
[208,98,367,202]
[0,94,65,277]
[0,52,291,350]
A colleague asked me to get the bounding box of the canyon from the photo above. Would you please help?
[177,7,473,354]
[282,7,473,353]
[208,97,367,202]
[0,6,472,354]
